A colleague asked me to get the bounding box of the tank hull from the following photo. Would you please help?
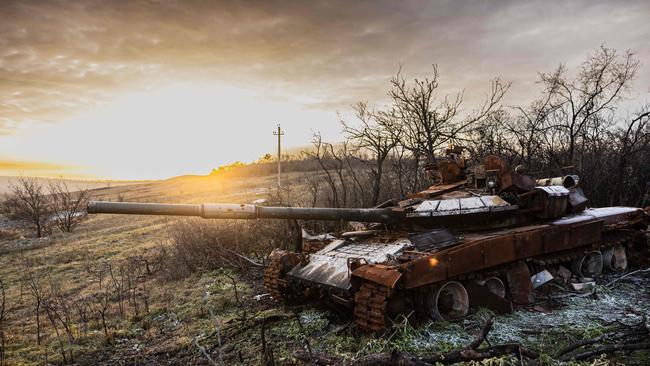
[265,206,648,331]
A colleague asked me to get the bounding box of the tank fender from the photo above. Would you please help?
[351,264,402,288]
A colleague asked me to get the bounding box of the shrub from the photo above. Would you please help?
[159,218,299,280]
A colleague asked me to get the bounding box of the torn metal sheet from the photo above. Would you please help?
[535,186,570,196]
[409,229,458,252]
[530,270,554,289]
[551,207,641,226]
[288,240,410,290]
[302,229,336,241]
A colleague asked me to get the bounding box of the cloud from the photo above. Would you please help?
[0,0,648,139]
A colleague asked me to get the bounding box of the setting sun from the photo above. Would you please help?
[0,83,339,179]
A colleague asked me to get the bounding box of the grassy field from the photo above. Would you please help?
[0,172,281,365]
[0,172,649,365]
[0,177,149,196]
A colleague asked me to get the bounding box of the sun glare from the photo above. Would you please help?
[0,83,338,180]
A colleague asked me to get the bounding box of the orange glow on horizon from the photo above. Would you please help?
[0,83,340,180]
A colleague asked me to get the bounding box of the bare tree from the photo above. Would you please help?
[108,262,126,318]
[386,64,510,165]
[48,181,91,233]
[467,110,513,160]
[503,91,559,168]
[23,268,45,346]
[43,298,69,364]
[86,261,112,343]
[304,174,321,207]
[43,281,76,364]
[73,296,90,339]
[310,133,350,208]
[342,102,400,205]
[539,47,639,166]
[0,280,13,366]
[609,106,650,205]
[1,178,51,237]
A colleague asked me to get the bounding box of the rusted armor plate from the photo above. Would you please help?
[506,261,534,305]
[401,218,612,289]
[351,264,402,288]
[466,281,513,314]
[407,180,467,199]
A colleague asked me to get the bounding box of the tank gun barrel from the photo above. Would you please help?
[87,201,398,223]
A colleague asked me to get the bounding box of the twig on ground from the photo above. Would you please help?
[261,317,275,366]
[349,316,540,365]
[555,333,609,359]
[466,316,493,350]
[570,342,650,361]
[204,313,292,343]
[194,337,220,366]
[556,317,650,361]
[223,248,264,268]
[605,267,650,288]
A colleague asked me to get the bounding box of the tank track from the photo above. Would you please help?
[263,261,287,301]
[263,250,303,302]
[354,282,392,332]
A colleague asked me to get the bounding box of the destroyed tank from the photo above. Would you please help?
[87,153,649,332]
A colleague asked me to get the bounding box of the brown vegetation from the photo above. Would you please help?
[157,218,290,280]
[1,178,91,238]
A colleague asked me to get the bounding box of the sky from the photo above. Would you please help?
[1,0,649,180]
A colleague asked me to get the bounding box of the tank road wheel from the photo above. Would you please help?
[354,282,391,332]
[477,277,506,298]
[263,250,303,302]
[570,251,603,278]
[603,245,628,272]
[426,281,469,321]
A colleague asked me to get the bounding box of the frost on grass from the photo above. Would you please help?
[488,281,650,347]
[299,309,330,333]
[402,278,650,354]
[409,321,474,352]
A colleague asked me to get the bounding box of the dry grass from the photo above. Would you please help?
[158,218,293,281]
[2,171,648,365]
[0,172,294,365]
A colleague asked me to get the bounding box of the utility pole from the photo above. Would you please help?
[273,124,284,188]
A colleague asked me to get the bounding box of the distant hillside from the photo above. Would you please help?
[0,176,149,195]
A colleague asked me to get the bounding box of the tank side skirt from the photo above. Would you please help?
[402,220,608,289]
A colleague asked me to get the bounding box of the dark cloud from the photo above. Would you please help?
[1,0,649,132]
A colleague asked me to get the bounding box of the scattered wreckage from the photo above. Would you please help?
[87,152,649,332]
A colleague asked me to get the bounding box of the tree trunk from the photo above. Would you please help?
[371,159,384,206]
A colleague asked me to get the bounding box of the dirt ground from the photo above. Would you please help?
[0,172,649,365]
